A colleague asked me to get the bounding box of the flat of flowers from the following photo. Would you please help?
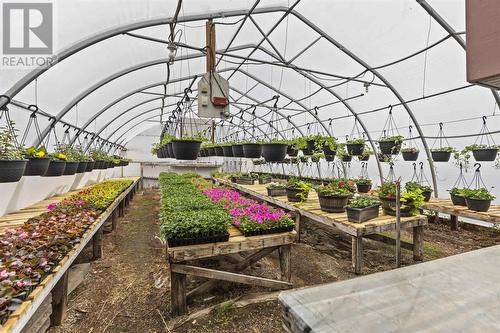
[421,198,500,224]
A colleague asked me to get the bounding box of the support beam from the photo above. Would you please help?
[50,271,69,327]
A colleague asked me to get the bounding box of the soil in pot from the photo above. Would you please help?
[287,146,298,157]
[472,149,498,162]
[222,145,234,157]
[379,140,401,155]
[346,205,380,223]
[346,143,364,156]
[356,183,372,193]
[232,144,245,157]
[0,160,27,183]
[431,151,451,162]
[318,195,349,213]
[63,161,79,175]
[215,146,224,156]
[402,151,419,161]
[242,143,262,158]
[86,161,95,172]
[172,140,201,160]
[286,188,308,202]
[23,158,50,176]
[450,193,466,206]
[465,198,491,212]
[261,143,287,162]
[76,161,88,173]
[43,160,66,177]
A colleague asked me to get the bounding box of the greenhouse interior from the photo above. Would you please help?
[0,0,499,332]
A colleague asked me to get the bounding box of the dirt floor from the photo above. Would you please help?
[49,188,500,333]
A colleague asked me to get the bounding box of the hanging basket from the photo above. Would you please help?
[94,160,107,169]
[318,195,349,213]
[0,160,27,183]
[242,143,262,158]
[325,155,335,162]
[302,140,317,156]
[431,151,451,162]
[465,198,491,212]
[422,190,432,202]
[76,161,88,173]
[472,148,498,162]
[232,144,245,157]
[287,146,298,157]
[356,183,372,193]
[167,142,176,158]
[207,147,216,156]
[323,144,336,156]
[402,151,419,161]
[214,145,224,156]
[346,143,364,156]
[261,143,287,162]
[222,145,234,157]
[379,140,401,155]
[378,153,391,162]
[62,161,79,175]
[450,193,466,206]
[172,140,201,160]
[43,160,66,177]
[86,161,95,172]
[23,158,50,176]
[341,155,352,162]
[358,154,370,161]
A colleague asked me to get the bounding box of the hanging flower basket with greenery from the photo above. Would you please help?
[316,184,353,213]
[242,143,262,158]
[172,137,202,160]
[43,153,67,177]
[231,143,245,157]
[462,188,495,212]
[85,160,95,172]
[286,145,298,157]
[405,181,433,202]
[221,143,234,157]
[401,147,419,161]
[378,135,403,155]
[465,144,499,162]
[346,197,381,223]
[22,146,50,176]
[0,123,27,183]
[355,178,372,193]
[214,145,224,156]
[261,140,288,162]
[285,178,311,202]
[431,147,454,162]
[449,187,466,206]
[346,138,365,156]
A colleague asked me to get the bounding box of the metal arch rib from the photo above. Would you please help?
[416,0,500,107]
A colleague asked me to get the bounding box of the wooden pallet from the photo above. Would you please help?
[215,179,427,274]
[0,177,140,333]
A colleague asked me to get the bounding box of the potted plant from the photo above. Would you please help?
[233,172,255,185]
[405,181,433,202]
[311,153,323,163]
[431,147,455,162]
[465,144,499,162]
[379,183,424,217]
[355,178,372,193]
[337,144,352,162]
[90,149,108,169]
[172,136,203,160]
[285,178,312,202]
[301,135,321,155]
[288,137,306,156]
[221,142,234,157]
[260,139,288,162]
[377,153,392,163]
[378,135,403,155]
[346,197,381,223]
[358,147,372,161]
[267,182,287,196]
[401,147,419,161]
[449,187,466,206]
[44,152,67,177]
[322,136,337,156]
[377,181,397,211]
[316,184,353,213]
[231,142,245,157]
[462,188,495,212]
[258,173,272,184]
[22,145,50,176]
[73,146,91,173]
[0,123,27,183]
[242,141,262,158]
[53,144,79,175]
[346,138,365,156]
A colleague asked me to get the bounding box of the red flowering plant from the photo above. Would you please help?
[377,181,397,199]
[328,178,357,194]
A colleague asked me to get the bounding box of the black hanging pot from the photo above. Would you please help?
[0,160,27,183]
[86,161,95,172]
[422,190,432,202]
[214,146,224,156]
[450,193,466,206]
[472,148,498,162]
[63,161,79,175]
[323,144,336,156]
[342,155,352,162]
[242,143,262,158]
[379,140,401,155]
[261,143,287,162]
[358,154,370,161]
[207,147,216,156]
[431,151,451,162]
[23,158,50,176]
[94,160,107,169]
[158,146,167,158]
[107,161,114,169]
[232,144,245,157]
[167,142,176,158]
[222,145,234,157]
[43,160,66,177]
[325,155,335,162]
[465,198,491,212]
[287,146,298,157]
[346,143,364,156]
[76,161,88,173]
[356,183,372,193]
[199,149,206,157]
[172,139,201,160]
[402,151,419,161]
[122,161,129,166]
[304,140,318,155]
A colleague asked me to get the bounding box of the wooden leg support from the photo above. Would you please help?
[351,236,363,275]
[279,245,292,282]
[92,228,103,260]
[170,271,187,316]
[111,210,117,231]
[413,225,424,261]
[50,271,69,326]
[294,213,301,242]
[450,214,458,231]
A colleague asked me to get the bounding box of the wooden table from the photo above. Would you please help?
[422,198,500,230]
[279,245,500,333]
[215,179,427,274]
[0,177,140,333]
[167,226,296,316]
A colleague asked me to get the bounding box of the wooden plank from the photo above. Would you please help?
[170,271,187,316]
[49,271,68,326]
[351,236,363,275]
[413,225,424,261]
[279,245,292,282]
[422,199,500,224]
[92,227,103,259]
[171,264,292,290]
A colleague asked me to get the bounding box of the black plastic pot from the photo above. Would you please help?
[422,190,432,202]
[267,188,287,197]
[107,161,114,169]
[323,143,336,156]
[287,146,298,157]
[222,145,234,157]
[402,151,419,161]
[23,158,50,176]
[450,193,466,206]
[358,155,370,161]
[431,151,451,162]
[242,143,262,158]
[172,140,201,160]
[94,160,107,169]
[383,205,413,217]
[43,160,66,177]
[241,225,294,237]
[342,155,352,162]
[465,198,491,212]
[232,144,245,157]
[261,143,287,162]
[318,195,349,213]
[346,205,380,223]
[0,160,27,183]
[379,140,401,155]
[346,143,364,156]
[167,142,176,158]
[215,146,224,156]
[86,161,95,172]
[304,140,317,155]
[207,147,216,156]
[63,161,79,175]
[325,155,335,162]
[286,188,308,202]
[472,148,498,162]
[356,183,372,193]
[76,161,88,173]
[167,232,229,248]
[157,146,166,158]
